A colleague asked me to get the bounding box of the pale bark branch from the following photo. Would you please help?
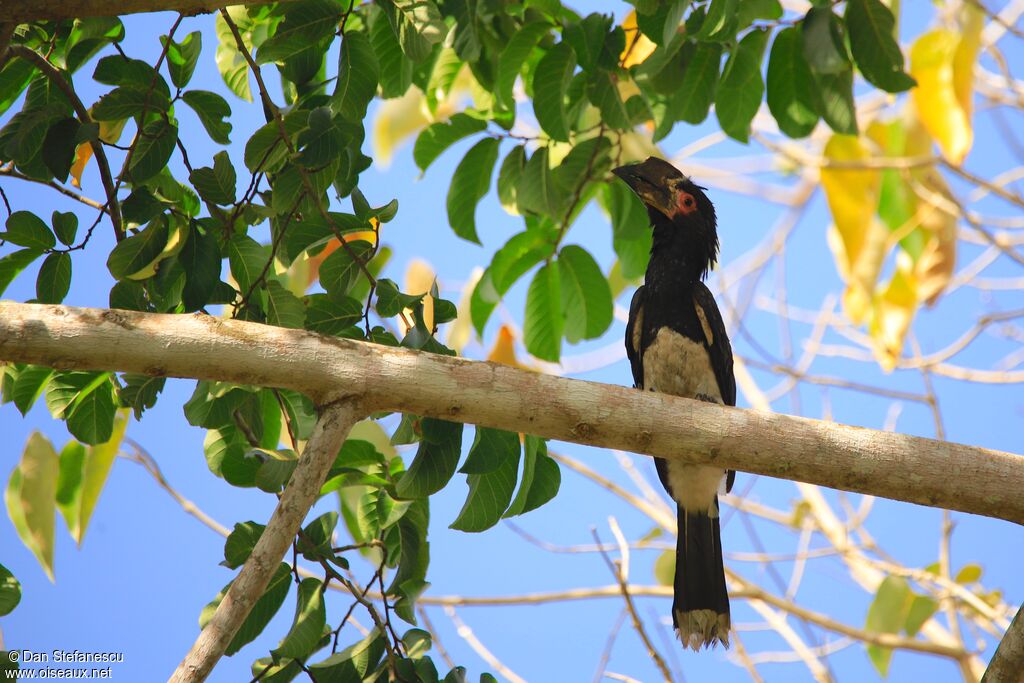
[2,303,1023,527]
[983,607,1024,683]
[169,398,364,683]
[0,0,294,22]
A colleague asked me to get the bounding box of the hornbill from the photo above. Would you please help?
[613,157,735,650]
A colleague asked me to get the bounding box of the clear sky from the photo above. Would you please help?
[2,3,1023,682]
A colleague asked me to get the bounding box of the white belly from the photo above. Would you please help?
[643,327,725,514]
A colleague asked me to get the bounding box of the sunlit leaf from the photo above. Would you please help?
[5,433,59,581]
[532,42,576,142]
[865,575,910,677]
[869,255,917,372]
[523,262,562,362]
[909,30,973,163]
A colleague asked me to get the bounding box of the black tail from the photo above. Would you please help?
[674,502,730,650]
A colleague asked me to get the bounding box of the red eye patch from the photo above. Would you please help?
[677,191,698,216]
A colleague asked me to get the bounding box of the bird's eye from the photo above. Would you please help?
[677,192,697,215]
[683,197,693,207]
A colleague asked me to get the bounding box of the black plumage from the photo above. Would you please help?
[614,157,735,650]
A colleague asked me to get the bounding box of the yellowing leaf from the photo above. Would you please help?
[487,325,533,370]
[373,87,432,167]
[821,134,884,323]
[910,30,972,163]
[446,267,482,354]
[69,119,127,189]
[403,258,435,334]
[870,254,918,372]
[5,432,59,581]
[63,413,129,545]
[620,11,657,69]
[952,5,983,125]
[912,170,957,306]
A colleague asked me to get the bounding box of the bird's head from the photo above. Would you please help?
[612,157,718,280]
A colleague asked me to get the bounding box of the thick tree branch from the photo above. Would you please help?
[983,607,1024,683]
[0,0,295,22]
[169,399,364,682]
[1,303,1023,528]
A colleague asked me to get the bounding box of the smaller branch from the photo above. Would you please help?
[0,164,108,212]
[6,46,123,241]
[444,607,527,683]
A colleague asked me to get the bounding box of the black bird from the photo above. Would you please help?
[613,157,735,650]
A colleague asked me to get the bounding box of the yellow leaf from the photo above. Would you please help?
[445,267,482,354]
[620,11,657,69]
[487,325,532,371]
[870,254,919,372]
[821,134,884,324]
[5,432,59,581]
[952,5,984,124]
[373,87,432,167]
[913,169,957,306]
[403,258,435,334]
[910,30,972,163]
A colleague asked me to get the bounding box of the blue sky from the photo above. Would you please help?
[2,3,1023,682]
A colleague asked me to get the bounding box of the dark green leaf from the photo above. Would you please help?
[180,224,222,311]
[129,119,178,184]
[564,13,613,73]
[305,294,363,335]
[296,107,346,168]
[496,145,527,213]
[505,435,559,516]
[189,150,237,205]
[603,181,651,279]
[182,90,232,145]
[586,70,630,129]
[376,278,423,317]
[106,217,169,280]
[523,262,562,362]
[223,521,265,569]
[243,111,307,172]
[470,229,553,335]
[273,577,326,659]
[0,563,21,616]
[319,240,374,297]
[93,55,170,99]
[395,418,463,498]
[228,234,269,294]
[36,252,71,304]
[845,0,916,92]
[737,0,783,29]
[715,29,769,143]
[118,373,165,419]
[65,376,117,445]
[371,5,414,98]
[202,563,292,657]
[517,146,561,218]
[42,118,80,182]
[802,7,848,74]
[446,137,499,244]
[450,433,520,532]
[92,86,170,121]
[766,27,820,138]
[257,0,340,64]
[558,245,612,342]
[0,58,36,118]
[266,281,305,329]
[552,135,612,194]
[11,365,54,416]
[676,42,722,124]
[532,42,576,142]
[460,427,520,475]
[334,30,380,122]
[51,212,78,247]
[696,0,737,41]
[2,211,55,250]
[413,112,487,172]
[496,21,551,109]
[0,248,42,297]
[165,31,203,89]
[815,68,857,134]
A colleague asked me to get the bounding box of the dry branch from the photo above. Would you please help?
[2,302,1024,527]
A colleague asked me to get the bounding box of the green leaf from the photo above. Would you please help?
[766,27,820,138]
[603,181,651,279]
[517,146,561,218]
[118,373,165,419]
[201,563,292,657]
[319,240,374,298]
[376,278,423,317]
[391,0,447,63]
[6,432,59,580]
[470,229,554,335]
[273,577,327,659]
[129,119,178,184]
[93,55,170,98]
[334,30,380,122]
[677,42,722,124]
[52,212,78,247]
[67,413,126,541]
[715,29,769,143]
[558,245,612,343]
[106,217,169,280]
[180,224,222,311]
[36,252,72,304]
[865,575,910,677]
[552,135,612,195]
[564,13,613,73]
[371,5,414,98]
[845,0,916,93]
[524,262,562,361]
[309,629,384,678]
[0,564,21,616]
[504,435,559,516]
[460,427,520,475]
[450,438,520,532]
[65,376,117,445]
[42,118,80,182]
[223,521,266,569]
[496,21,551,109]
[189,150,237,205]
[297,512,339,561]
[214,12,252,102]
[802,7,848,75]
[243,111,307,173]
[228,234,269,295]
[11,365,54,416]
[654,548,675,585]
[414,112,487,172]
[496,145,527,213]
[446,137,499,244]
[55,440,86,543]
[737,0,782,28]
[266,281,305,329]
[0,58,36,118]
[0,249,42,297]
[304,293,363,335]
[395,418,463,498]
[182,90,232,145]
[3,211,55,250]
[586,70,630,129]
[165,31,203,89]
[91,86,170,121]
[816,67,857,134]
[532,42,576,142]
[257,0,340,64]
[904,594,937,637]
[696,0,738,41]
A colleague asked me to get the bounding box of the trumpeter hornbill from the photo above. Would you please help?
[613,157,735,650]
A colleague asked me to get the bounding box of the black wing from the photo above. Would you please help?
[693,282,735,407]
[625,286,645,389]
